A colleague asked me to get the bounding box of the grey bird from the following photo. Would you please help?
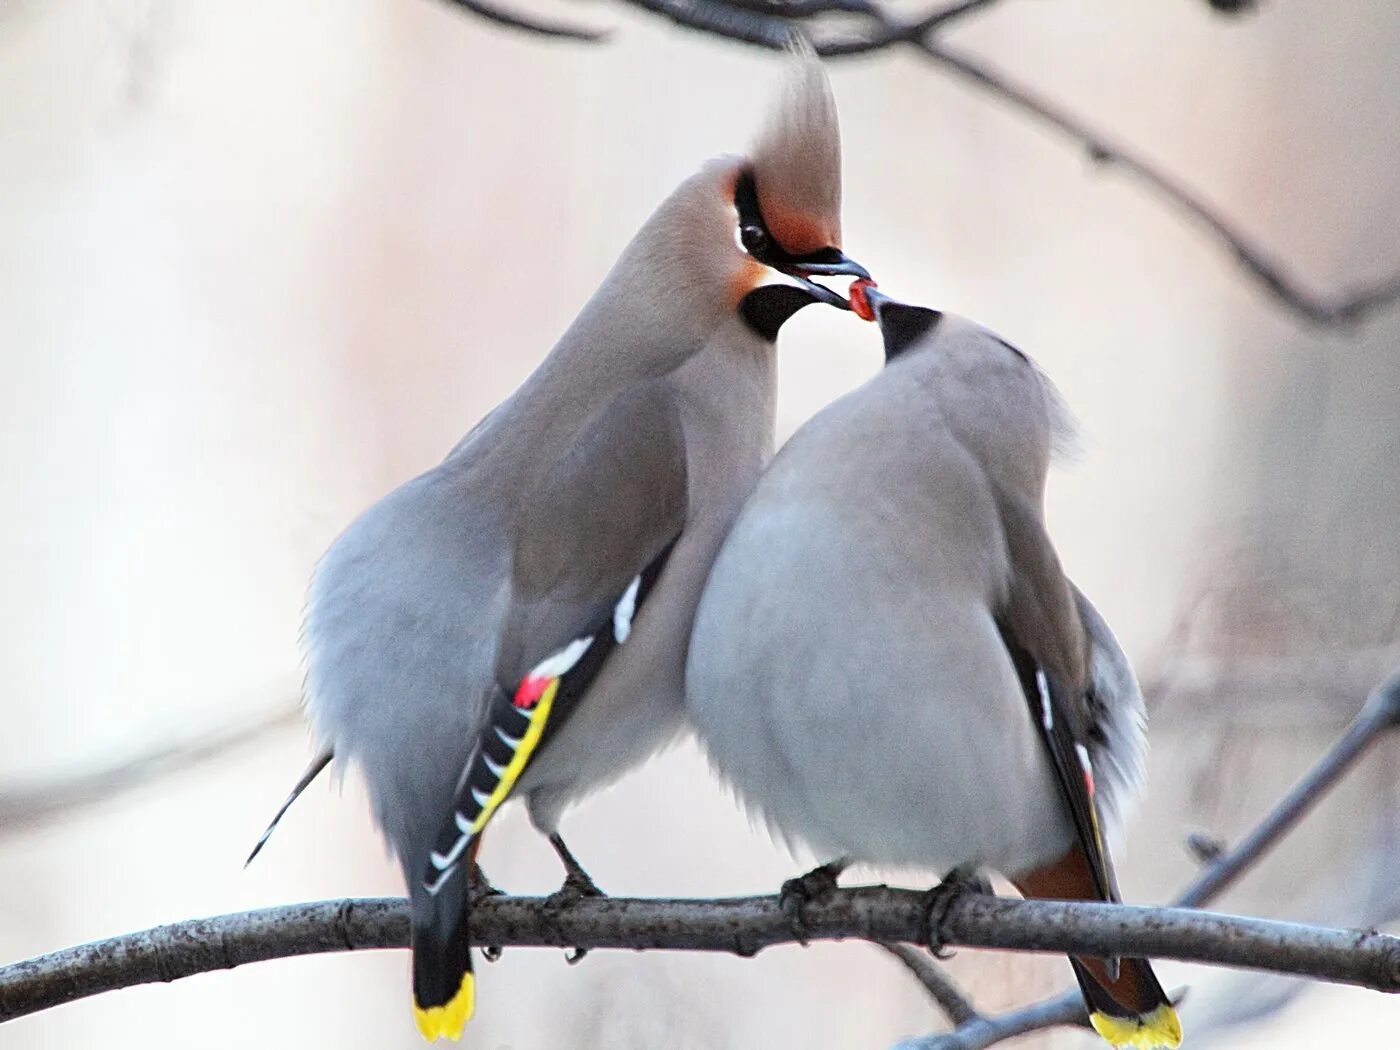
[685,288,1181,1048]
[249,55,869,1041]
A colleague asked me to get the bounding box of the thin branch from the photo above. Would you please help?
[880,942,982,1026]
[897,665,1400,1050]
[1177,665,1400,907]
[616,0,975,55]
[436,0,609,41]
[714,0,880,20]
[892,995,1084,1050]
[440,0,1400,327]
[0,705,301,838]
[2,891,1397,1024]
[909,38,1400,327]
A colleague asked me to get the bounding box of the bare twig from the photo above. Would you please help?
[0,705,301,838]
[437,0,609,40]
[617,0,981,55]
[1178,665,1400,907]
[880,942,982,1026]
[892,994,1085,1050]
[2,890,1397,1024]
[897,665,1400,1050]
[432,0,1400,327]
[909,39,1400,327]
[714,0,879,20]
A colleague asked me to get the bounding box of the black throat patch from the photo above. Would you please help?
[880,304,943,360]
[740,284,818,341]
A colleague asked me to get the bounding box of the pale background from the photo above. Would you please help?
[2,1,1397,1047]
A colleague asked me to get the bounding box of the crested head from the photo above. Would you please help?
[565,47,867,365]
[748,46,844,255]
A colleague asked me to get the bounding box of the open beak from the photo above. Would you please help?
[778,249,872,310]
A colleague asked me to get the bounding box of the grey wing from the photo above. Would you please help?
[423,384,688,893]
[302,462,515,877]
[1070,583,1147,840]
[495,381,689,684]
[993,485,1122,901]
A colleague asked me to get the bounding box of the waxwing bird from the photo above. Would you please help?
[686,288,1181,1049]
[249,53,869,1042]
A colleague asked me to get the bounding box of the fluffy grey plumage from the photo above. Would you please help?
[290,48,867,1038]
[687,307,1148,876]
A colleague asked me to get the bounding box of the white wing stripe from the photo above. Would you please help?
[430,834,470,872]
[613,575,642,643]
[1035,669,1054,730]
[528,635,594,680]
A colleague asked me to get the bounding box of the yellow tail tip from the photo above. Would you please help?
[413,973,475,1042]
[1090,1003,1182,1049]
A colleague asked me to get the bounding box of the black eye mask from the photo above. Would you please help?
[733,169,871,340]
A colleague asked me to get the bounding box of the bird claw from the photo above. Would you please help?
[466,864,506,961]
[541,872,603,966]
[779,860,845,947]
[922,865,990,957]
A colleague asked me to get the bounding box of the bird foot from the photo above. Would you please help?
[544,868,606,908]
[545,832,605,904]
[779,859,847,947]
[542,869,605,965]
[468,862,504,904]
[469,863,506,961]
[922,865,990,959]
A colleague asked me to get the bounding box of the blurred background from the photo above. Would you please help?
[1,0,1397,1047]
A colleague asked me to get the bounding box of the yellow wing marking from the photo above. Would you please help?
[468,679,558,836]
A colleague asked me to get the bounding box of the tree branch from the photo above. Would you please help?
[880,942,983,1026]
[3,673,1396,1035]
[1176,665,1400,908]
[436,0,609,40]
[906,38,1400,327]
[891,994,1085,1050]
[1,890,1397,1024]
[0,705,301,838]
[896,665,1400,1050]
[431,0,1400,328]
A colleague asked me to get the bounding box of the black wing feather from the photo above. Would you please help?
[999,625,1120,904]
[424,539,676,891]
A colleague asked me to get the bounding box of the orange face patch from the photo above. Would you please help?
[727,254,768,309]
[758,195,838,258]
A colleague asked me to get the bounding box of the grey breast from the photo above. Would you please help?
[687,355,1072,874]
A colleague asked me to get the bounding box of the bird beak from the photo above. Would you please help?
[786,249,872,281]
[857,284,894,316]
[778,249,873,311]
[853,286,944,359]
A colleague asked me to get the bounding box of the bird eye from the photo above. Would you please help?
[740,224,770,257]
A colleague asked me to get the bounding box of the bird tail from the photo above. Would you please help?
[1015,851,1180,1049]
[410,886,476,1042]
[1070,955,1181,1049]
